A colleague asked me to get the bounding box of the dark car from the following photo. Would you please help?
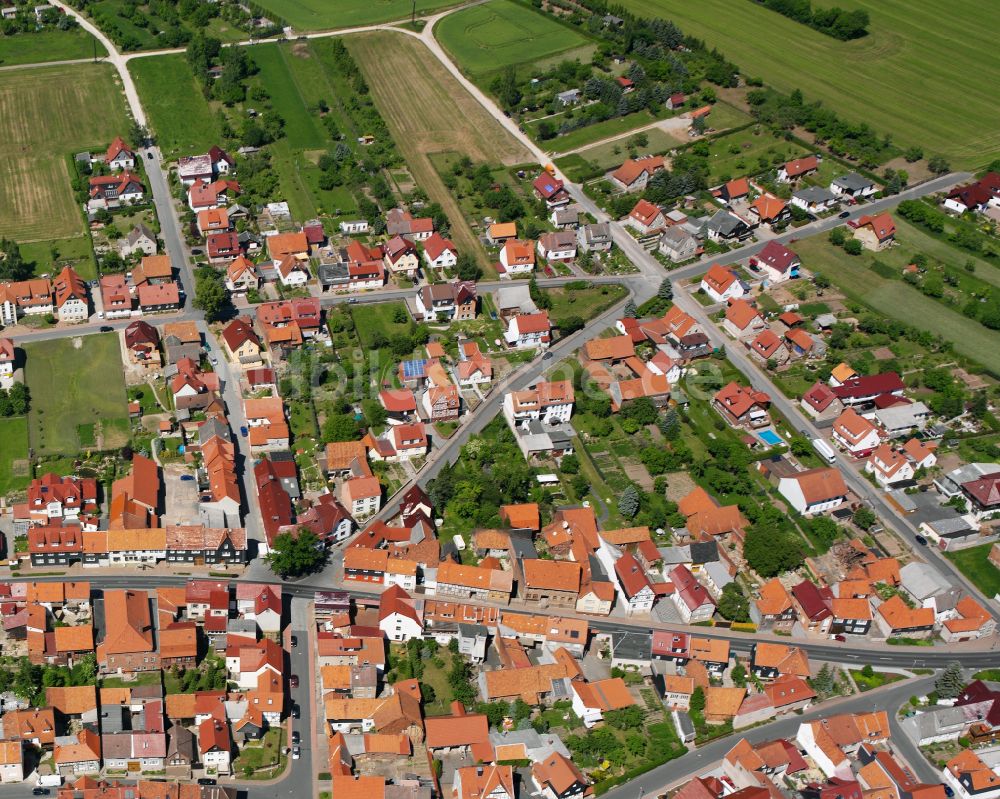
[291,635,298,648]
[915,535,928,546]
[291,703,300,718]
[197,778,217,786]
[33,790,50,796]
[147,152,154,160]
[99,325,113,332]
[191,248,203,255]
[290,674,299,688]
[838,211,850,219]
[292,730,300,745]
[944,787,954,798]
[179,474,195,482]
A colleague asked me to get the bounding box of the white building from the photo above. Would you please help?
[503,381,574,426]
[777,467,849,515]
[504,312,550,349]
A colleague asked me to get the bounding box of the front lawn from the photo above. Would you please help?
[945,544,1000,598]
[851,669,904,692]
[233,727,286,779]
[543,283,627,323]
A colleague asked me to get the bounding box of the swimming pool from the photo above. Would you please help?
[758,429,783,447]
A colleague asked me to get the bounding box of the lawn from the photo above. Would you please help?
[0,417,30,495]
[437,0,590,79]
[699,126,809,184]
[347,31,531,272]
[20,237,97,281]
[251,0,459,31]
[0,63,130,242]
[537,110,658,155]
[129,54,222,159]
[850,669,904,692]
[248,44,327,150]
[544,284,628,322]
[945,544,1000,599]
[350,302,413,349]
[794,233,1000,377]
[615,0,1000,168]
[0,28,106,67]
[24,334,130,456]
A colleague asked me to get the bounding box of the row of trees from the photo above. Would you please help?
[754,0,869,40]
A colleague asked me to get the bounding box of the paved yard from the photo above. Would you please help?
[162,465,201,526]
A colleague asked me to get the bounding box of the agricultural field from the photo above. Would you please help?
[436,0,591,80]
[24,334,130,457]
[252,0,459,31]
[0,417,30,496]
[615,0,1000,168]
[129,54,222,159]
[794,230,1000,376]
[84,0,246,50]
[0,63,130,245]
[347,31,532,272]
[0,28,105,67]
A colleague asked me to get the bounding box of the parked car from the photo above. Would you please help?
[147,152,154,160]
[292,730,300,745]
[290,674,299,688]
[179,474,195,482]
[99,326,113,332]
[33,790,50,797]
[197,779,217,786]
[833,634,846,642]
[915,535,928,546]
[290,635,298,648]
[240,426,249,438]
[292,745,301,760]
[291,704,300,718]
[191,248,203,255]
[838,211,850,219]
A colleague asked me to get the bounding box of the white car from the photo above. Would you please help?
[292,745,301,760]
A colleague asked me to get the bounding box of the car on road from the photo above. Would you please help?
[292,730,300,745]
[290,674,299,688]
[33,790,49,796]
[292,745,301,760]
[944,787,954,798]
[833,634,846,642]
[542,352,552,359]
[291,635,298,648]
[348,298,358,304]
[838,211,850,219]
[197,779,216,786]
[915,535,928,546]
[99,326,113,332]
[179,475,195,482]
[147,152,154,160]
[240,426,248,438]
[291,703,300,718]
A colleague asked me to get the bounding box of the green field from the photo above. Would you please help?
[253,0,459,30]
[20,237,98,281]
[350,302,413,349]
[0,28,106,67]
[24,334,129,456]
[616,0,1000,168]
[437,0,591,78]
[534,111,657,155]
[795,232,1000,376]
[129,55,222,158]
[946,544,1000,599]
[0,417,30,495]
[699,127,809,184]
[86,0,246,50]
[0,63,130,242]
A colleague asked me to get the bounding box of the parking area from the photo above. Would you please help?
[161,464,201,526]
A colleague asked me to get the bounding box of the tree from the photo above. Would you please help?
[860,664,875,679]
[659,407,681,440]
[560,453,579,474]
[266,530,326,578]
[927,155,950,175]
[7,383,29,416]
[936,661,965,699]
[323,413,359,443]
[620,397,658,426]
[717,582,750,622]
[623,300,637,318]
[691,114,706,136]
[618,485,640,519]
[658,278,674,301]
[0,238,31,282]
[743,522,803,577]
[828,227,846,247]
[558,315,585,336]
[455,252,482,281]
[193,267,229,322]
[853,506,877,531]
[843,239,863,255]
[731,663,747,688]
[689,686,705,715]
[812,663,835,696]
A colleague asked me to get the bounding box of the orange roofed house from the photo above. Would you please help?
[571,677,636,727]
[94,590,157,676]
[532,751,593,799]
[849,213,896,251]
[713,381,770,428]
